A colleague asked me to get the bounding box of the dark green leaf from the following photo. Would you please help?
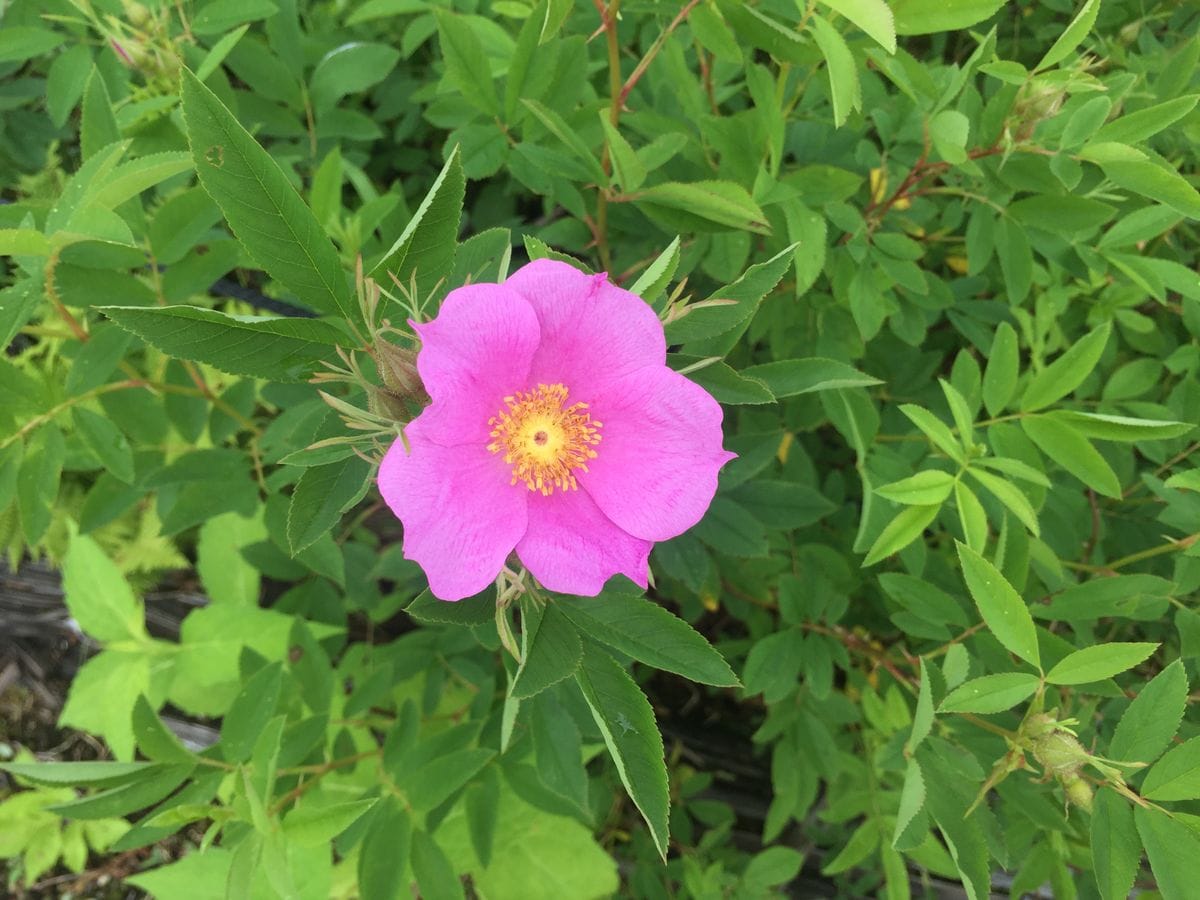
[575,642,669,860]
[557,593,740,687]
[512,601,583,699]
[1109,660,1187,764]
[180,68,357,322]
[939,673,1040,713]
[371,146,465,302]
[957,541,1040,668]
[100,305,346,383]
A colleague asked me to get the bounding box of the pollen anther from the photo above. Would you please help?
[487,383,601,495]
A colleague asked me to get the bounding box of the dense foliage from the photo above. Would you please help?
[2,0,1200,896]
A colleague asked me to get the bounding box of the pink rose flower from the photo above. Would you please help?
[378,259,735,601]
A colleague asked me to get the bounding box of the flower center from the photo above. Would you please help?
[487,383,602,495]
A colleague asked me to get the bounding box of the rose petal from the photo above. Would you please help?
[581,366,735,541]
[516,488,650,596]
[413,282,540,446]
[378,416,527,601]
[504,259,666,401]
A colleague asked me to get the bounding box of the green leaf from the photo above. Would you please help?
[46,44,90,127]
[81,68,120,161]
[1038,574,1172,621]
[0,27,63,63]
[719,2,805,63]
[195,24,250,82]
[60,650,148,761]
[899,404,964,463]
[1009,194,1115,235]
[636,181,768,233]
[1021,322,1111,412]
[63,531,146,644]
[744,847,805,892]
[863,504,940,566]
[819,0,896,52]
[99,305,345,383]
[666,245,795,349]
[0,761,157,789]
[1062,96,1113,149]
[371,146,465,302]
[191,0,279,35]
[973,456,1050,487]
[49,765,194,820]
[557,594,740,687]
[530,691,589,813]
[1102,159,1200,219]
[403,748,496,813]
[310,42,400,111]
[956,541,1040,669]
[309,147,343,229]
[1091,789,1140,900]
[1052,410,1195,442]
[891,0,1005,35]
[17,424,65,545]
[411,830,466,900]
[574,642,669,860]
[892,758,926,849]
[670,357,774,405]
[908,662,935,751]
[82,152,193,213]
[1037,0,1101,70]
[630,237,681,303]
[881,573,969,628]
[876,470,955,505]
[511,601,583,700]
[1141,737,1200,802]
[197,511,266,607]
[939,673,1040,713]
[358,799,411,900]
[693,496,769,557]
[1045,642,1158,685]
[955,480,988,551]
[995,216,1033,303]
[521,99,607,186]
[741,358,881,397]
[809,16,861,127]
[930,110,970,163]
[1094,95,1200,145]
[220,662,283,763]
[689,2,743,62]
[822,820,879,875]
[283,799,376,847]
[599,115,646,193]
[1021,414,1121,498]
[731,479,836,528]
[1135,806,1200,899]
[464,768,500,866]
[436,9,500,116]
[179,68,357,323]
[405,589,495,626]
[287,456,371,555]
[72,407,134,484]
[132,697,194,763]
[967,468,1040,536]
[0,228,50,256]
[1109,660,1187,764]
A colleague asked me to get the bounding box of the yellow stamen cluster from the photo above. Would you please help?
[487,383,601,495]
